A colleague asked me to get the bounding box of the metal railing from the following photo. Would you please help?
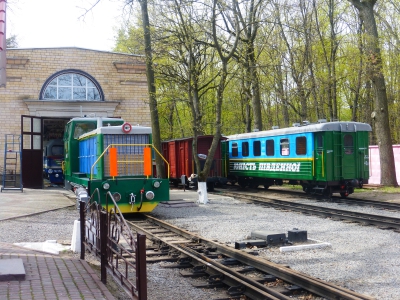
[89,143,169,180]
[80,190,147,299]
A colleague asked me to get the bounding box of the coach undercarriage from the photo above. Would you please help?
[234,176,364,198]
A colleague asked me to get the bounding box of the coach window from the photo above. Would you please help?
[280,138,290,156]
[232,143,239,157]
[242,142,249,157]
[344,134,354,154]
[266,139,274,156]
[296,136,306,155]
[253,141,261,156]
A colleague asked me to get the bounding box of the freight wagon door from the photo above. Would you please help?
[168,142,177,178]
[21,115,43,189]
[342,133,357,179]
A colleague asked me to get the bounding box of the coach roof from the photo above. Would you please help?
[226,121,372,141]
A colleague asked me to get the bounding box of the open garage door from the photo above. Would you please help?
[21,115,43,189]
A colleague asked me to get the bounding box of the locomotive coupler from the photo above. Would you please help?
[129,193,136,204]
[129,193,136,211]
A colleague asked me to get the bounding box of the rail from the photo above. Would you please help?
[90,143,169,180]
[80,189,147,299]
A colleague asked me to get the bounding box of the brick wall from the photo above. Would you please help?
[0,47,151,180]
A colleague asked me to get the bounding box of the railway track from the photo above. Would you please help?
[215,190,400,231]
[125,214,374,300]
[216,185,400,211]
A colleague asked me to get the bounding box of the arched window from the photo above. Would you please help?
[40,69,104,101]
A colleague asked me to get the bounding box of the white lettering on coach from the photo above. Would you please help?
[233,163,257,170]
[234,162,301,172]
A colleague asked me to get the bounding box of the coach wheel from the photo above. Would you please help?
[340,192,349,198]
[324,187,333,199]
[264,185,270,190]
[249,182,258,189]
[238,178,247,189]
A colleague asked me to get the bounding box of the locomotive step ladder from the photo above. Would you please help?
[1,134,23,192]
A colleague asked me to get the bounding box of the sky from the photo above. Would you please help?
[6,0,126,51]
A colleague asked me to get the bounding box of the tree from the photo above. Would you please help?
[348,0,398,187]
[137,0,166,178]
[235,0,264,131]
[6,35,18,48]
[192,0,240,203]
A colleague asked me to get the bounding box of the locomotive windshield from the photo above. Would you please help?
[73,123,97,138]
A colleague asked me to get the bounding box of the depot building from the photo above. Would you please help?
[0,47,151,189]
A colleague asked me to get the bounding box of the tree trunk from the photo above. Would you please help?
[349,0,398,186]
[139,0,166,178]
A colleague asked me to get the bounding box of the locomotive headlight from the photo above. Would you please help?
[152,181,161,188]
[48,169,53,174]
[112,192,122,202]
[55,174,59,178]
[102,182,110,190]
[145,191,155,200]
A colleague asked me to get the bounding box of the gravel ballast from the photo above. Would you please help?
[1,189,399,299]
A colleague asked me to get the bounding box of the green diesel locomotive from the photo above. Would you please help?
[63,116,170,213]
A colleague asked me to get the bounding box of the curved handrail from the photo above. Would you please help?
[90,143,169,180]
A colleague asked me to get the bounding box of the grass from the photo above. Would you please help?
[358,185,400,193]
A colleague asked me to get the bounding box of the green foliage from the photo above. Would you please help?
[6,35,18,48]
[113,26,145,54]
[113,0,400,143]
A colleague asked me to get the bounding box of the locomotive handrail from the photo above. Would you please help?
[90,143,170,180]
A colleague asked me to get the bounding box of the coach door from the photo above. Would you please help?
[21,115,43,189]
[314,133,325,180]
[342,132,357,179]
[356,133,369,183]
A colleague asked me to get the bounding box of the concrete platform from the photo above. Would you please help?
[0,186,75,221]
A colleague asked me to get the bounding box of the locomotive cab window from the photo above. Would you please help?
[266,139,274,156]
[253,140,261,156]
[296,136,306,155]
[232,143,238,157]
[280,139,289,156]
[242,142,249,157]
[74,122,96,139]
[344,134,354,154]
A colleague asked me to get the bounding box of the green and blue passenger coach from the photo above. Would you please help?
[222,121,371,197]
[63,116,170,213]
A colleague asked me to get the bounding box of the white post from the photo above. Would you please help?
[197,182,208,204]
[71,220,81,252]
